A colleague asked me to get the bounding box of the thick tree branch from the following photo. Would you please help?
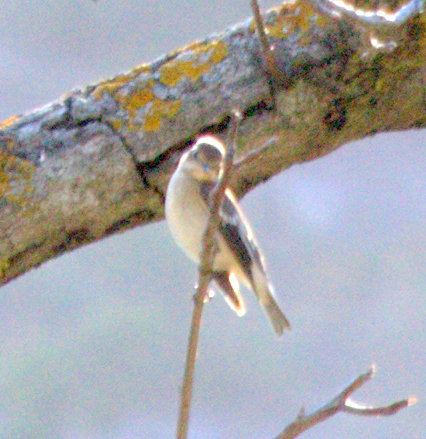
[0,0,424,286]
[276,366,416,439]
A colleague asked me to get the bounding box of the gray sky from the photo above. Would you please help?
[0,1,424,439]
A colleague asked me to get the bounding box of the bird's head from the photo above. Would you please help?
[179,136,225,182]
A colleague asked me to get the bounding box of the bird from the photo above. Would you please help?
[165,135,291,336]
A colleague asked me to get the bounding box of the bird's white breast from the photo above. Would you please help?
[165,169,250,283]
[165,171,208,263]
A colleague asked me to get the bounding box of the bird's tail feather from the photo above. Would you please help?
[260,294,291,336]
[251,266,291,336]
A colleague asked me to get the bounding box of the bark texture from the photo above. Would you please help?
[0,0,424,286]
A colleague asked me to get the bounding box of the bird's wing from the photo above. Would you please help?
[199,182,291,335]
[199,182,265,283]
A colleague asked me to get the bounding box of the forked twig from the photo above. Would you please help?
[276,365,417,439]
[176,114,241,439]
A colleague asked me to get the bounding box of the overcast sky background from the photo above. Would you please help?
[0,1,424,439]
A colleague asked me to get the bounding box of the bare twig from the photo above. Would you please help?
[276,365,417,439]
[250,0,291,96]
[250,1,282,82]
[176,113,241,439]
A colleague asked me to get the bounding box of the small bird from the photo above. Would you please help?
[165,135,291,336]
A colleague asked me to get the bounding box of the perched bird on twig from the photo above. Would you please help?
[165,135,290,336]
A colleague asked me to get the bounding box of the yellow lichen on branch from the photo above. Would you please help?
[250,0,329,45]
[159,40,228,86]
[0,116,20,130]
[0,151,35,206]
[91,40,228,133]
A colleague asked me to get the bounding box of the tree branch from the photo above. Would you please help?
[312,0,424,27]
[176,115,240,439]
[0,0,424,286]
[276,366,416,439]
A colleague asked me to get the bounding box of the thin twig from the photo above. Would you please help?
[250,0,285,89]
[176,113,242,439]
[276,365,417,439]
